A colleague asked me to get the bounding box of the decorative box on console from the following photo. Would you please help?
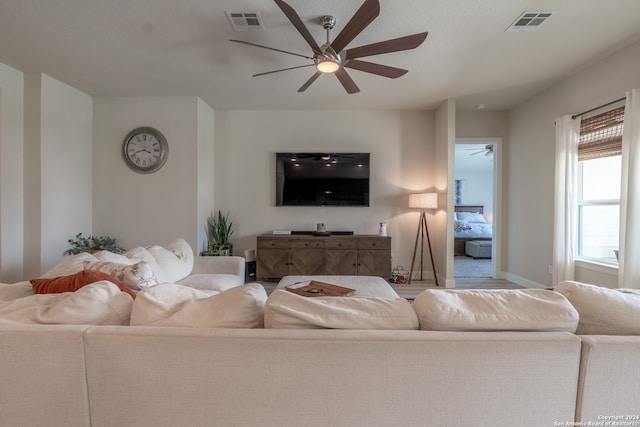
[465,240,492,259]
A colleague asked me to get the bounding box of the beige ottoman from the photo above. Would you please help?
[276,275,399,298]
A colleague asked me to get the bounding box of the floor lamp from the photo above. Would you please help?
[408,193,438,286]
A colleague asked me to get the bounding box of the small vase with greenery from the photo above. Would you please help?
[204,211,235,256]
[63,232,125,256]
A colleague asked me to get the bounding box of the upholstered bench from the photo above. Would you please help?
[465,240,492,259]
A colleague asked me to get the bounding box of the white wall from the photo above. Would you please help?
[213,109,435,274]
[0,63,25,282]
[40,75,93,273]
[92,96,208,252]
[508,39,640,288]
[196,98,215,254]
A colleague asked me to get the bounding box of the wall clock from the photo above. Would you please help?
[122,126,169,174]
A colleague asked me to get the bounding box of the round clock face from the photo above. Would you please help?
[122,127,168,173]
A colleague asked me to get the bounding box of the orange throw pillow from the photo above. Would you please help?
[30,270,136,299]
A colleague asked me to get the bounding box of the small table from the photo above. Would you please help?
[276,275,399,299]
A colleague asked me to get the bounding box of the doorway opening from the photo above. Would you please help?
[454,138,502,279]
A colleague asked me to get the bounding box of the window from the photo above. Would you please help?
[576,106,624,265]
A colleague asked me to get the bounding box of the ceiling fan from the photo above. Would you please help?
[465,144,494,156]
[230,0,428,94]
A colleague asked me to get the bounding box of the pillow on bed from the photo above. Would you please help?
[454,220,472,232]
[31,270,136,299]
[456,212,486,223]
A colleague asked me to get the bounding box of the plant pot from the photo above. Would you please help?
[200,244,233,256]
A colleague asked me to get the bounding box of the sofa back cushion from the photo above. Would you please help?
[0,282,133,325]
[40,252,99,278]
[555,280,640,335]
[130,283,266,328]
[413,289,579,332]
[264,290,419,329]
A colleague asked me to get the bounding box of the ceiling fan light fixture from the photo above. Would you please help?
[316,58,340,73]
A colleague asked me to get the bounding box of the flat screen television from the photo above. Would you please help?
[276,152,370,206]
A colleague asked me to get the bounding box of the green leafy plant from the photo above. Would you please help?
[206,211,235,255]
[63,232,124,255]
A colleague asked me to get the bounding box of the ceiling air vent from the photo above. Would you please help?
[506,11,554,32]
[226,12,265,32]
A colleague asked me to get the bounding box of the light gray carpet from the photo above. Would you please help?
[454,256,492,278]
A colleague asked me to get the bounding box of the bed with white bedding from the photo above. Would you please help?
[454,205,493,256]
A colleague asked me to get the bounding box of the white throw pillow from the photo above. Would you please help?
[84,260,158,291]
[92,250,137,265]
[130,282,267,328]
[123,246,168,283]
[412,289,579,332]
[264,290,419,330]
[555,280,640,335]
[145,238,194,283]
[0,282,34,301]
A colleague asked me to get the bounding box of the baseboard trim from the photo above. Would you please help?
[504,272,548,289]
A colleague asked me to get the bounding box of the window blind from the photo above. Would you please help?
[578,106,625,161]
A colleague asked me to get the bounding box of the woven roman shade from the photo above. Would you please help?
[578,106,625,161]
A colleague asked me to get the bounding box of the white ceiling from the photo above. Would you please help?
[1,0,640,111]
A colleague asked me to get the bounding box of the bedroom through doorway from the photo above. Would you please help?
[453,139,501,279]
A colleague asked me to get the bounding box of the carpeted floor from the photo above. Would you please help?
[454,256,492,278]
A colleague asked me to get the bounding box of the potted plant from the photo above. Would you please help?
[203,211,235,256]
[63,232,124,255]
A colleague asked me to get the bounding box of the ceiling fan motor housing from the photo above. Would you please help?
[321,15,336,30]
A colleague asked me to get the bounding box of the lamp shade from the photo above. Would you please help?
[409,192,437,209]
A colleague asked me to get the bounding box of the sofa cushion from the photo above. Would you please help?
[177,273,244,292]
[264,290,419,330]
[130,283,266,328]
[555,280,640,335]
[31,270,136,299]
[83,260,158,291]
[412,289,579,332]
[0,282,133,325]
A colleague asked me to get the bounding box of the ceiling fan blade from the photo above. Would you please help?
[274,0,321,53]
[298,71,322,92]
[253,64,315,77]
[330,0,380,54]
[230,39,313,60]
[344,59,407,78]
[345,32,428,60]
[334,68,360,94]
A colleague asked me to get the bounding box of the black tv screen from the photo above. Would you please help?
[276,153,370,206]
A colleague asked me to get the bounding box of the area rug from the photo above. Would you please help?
[454,256,492,278]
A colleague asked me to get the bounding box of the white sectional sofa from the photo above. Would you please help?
[0,271,639,425]
[41,237,246,293]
